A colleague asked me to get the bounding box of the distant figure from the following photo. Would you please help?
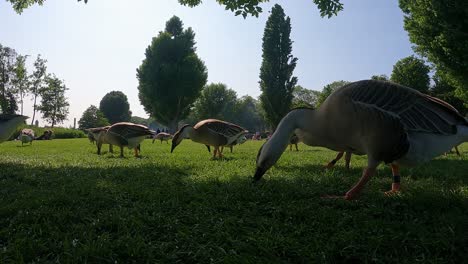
[152,132,173,144]
[157,128,161,134]
[20,128,35,146]
[289,134,300,151]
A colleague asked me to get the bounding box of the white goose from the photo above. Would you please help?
[254,80,468,200]
[0,114,27,143]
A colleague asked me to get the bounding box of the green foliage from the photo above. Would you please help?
[317,80,349,106]
[235,95,266,132]
[370,74,389,81]
[259,4,297,129]
[430,71,467,115]
[192,83,238,121]
[99,91,132,124]
[0,43,18,113]
[292,85,320,108]
[137,16,207,132]
[130,116,153,126]
[0,139,467,262]
[399,0,468,100]
[29,55,47,125]
[390,56,430,93]
[78,105,110,129]
[38,74,69,127]
[11,54,29,115]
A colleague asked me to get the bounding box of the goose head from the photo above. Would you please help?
[171,124,192,153]
[254,133,291,181]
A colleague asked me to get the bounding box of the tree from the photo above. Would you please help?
[390,56,430,93]
[29,55,47,125]
[192,83,238,121]
[259,4,297,129]
[137,16,208,132]
[317,80,349,106]
[3,91,18,114]
[0,44,18,113]
[370,74,389,81]
[38,74,69,127]
[292,85,320,108]
[99,91,132,124]
[78,105,109,129]
[130,116,153,126]
[235,95,266,132]
[399,0,468,99]
[11,55,29,115]
[430,71,467,115]
[7,0,344,18]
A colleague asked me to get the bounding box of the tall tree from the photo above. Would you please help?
[11,55,29,115]
[235,95,266,133]
[39,74,69,127]
[29,55,47,125]
[399,0,468,100]
[0,44,18,113]
[192,83,238,121]
[390,56,430,93]
[317,80,349,106]
[259,4,297,129]
[430,71,467,115]
[8,0,344,18]
[78,105,110,129]
[99,91,132,124]
[137,16,208,132]
[292,85,320,108]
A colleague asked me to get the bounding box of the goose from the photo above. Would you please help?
[101,122,155,157]
[254,80,468,200]
[326,151,353,170]
[171,119,248,158]
[289,134,300,151]
[152,132,173,144]
[0,114,27,143]
[221,135,248,153]
[20,128,35,146]
[87,126,113,155]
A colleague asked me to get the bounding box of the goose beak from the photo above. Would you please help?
[253,167,266,182]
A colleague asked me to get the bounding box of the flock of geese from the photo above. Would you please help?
[0,80,466,200]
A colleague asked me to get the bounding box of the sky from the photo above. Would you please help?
[0,0,414,127]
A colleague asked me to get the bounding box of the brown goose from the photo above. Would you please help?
[0,114,27,143]
[171,119,248,158]
[87,126,113,155]
[103,122,155,157]
[152,132,173,144]
[254,80,468,200]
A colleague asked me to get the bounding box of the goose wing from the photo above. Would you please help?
[339,80,467,135]
[195,119,248,144]
[107,123,154,142]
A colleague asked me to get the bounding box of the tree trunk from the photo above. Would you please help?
[31,94,37,125]
[169,118,179,134]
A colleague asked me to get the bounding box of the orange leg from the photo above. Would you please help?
[326,152,344,169]
[344,152,352,170]
[217,146,224,158]
[213,148,218,158]
[230,145,233,153]
[295,144,298,151]
[345,167,377,200]
[385,164,401,195]
[134,147,139,157]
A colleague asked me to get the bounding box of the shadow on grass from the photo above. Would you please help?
[0,160,467,263]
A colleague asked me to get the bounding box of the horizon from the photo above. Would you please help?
[0,0,414,127]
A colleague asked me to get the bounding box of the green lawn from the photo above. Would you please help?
[1,139,467,263]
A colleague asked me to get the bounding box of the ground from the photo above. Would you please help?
[1,139,467,263]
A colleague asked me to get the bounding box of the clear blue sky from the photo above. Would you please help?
[0,0,414,127]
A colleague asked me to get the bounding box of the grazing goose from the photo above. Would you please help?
[152,132,173,144]
[326,151,353,170]
[289,134,300,151]
[103,122,154,157]
[87,131,96,144]
[171,119,248,158]
[254,80,468,200]
[0,114,27,143]
[20,128,35,146]
[87,126,113,155]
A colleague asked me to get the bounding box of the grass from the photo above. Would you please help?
[0,139,467,263]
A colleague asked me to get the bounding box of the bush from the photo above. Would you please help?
[10,125,86,140]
